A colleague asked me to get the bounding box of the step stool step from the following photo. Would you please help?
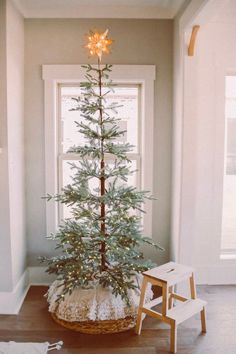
[167,298,207,324]
[143,262,194,286]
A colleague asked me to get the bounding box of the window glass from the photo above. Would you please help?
[59,84,140,221]
[60,86,139,153]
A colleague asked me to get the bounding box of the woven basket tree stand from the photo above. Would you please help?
[51,312,136,334]
[47,278,152,334]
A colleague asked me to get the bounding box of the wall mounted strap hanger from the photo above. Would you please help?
[188,25,200,56]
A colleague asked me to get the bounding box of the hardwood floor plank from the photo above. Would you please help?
[0,285,235,354]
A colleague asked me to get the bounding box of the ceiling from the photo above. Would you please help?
[13,0,188,19]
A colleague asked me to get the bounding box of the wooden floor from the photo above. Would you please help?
[0,285,236,353]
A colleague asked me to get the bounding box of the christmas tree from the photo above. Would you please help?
[41,30,163,304]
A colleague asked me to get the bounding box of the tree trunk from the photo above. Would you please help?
[98,62,106,272]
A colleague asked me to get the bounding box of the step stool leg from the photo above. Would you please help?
[200,306,207,333]
[170,320,177,353]
[162,283,168,316]
[169,286,174,309]
[189,272,197,299]
[135,277,148,335]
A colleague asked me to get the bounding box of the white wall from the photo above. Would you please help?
[172,0,236,283]
[24,19,173,266]
[7,0,26,288]
[171,0,207,262]
[192,16,236,282]
[0,0,12,292]
[0,0,26,293]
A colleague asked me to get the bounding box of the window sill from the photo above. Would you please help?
[220,253,236,260]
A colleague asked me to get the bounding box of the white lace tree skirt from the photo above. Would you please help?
[47,275,153,323]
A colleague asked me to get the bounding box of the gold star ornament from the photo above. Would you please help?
[85,29,113,61]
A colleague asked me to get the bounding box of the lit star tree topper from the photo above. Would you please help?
[85,29,113,62]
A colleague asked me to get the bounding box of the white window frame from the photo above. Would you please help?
[42,64,155,239]
[220,73,236,258]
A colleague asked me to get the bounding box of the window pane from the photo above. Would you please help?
[106,86,139,150]
[61,160,99,220]
[60,85,139,153]
[60,86,86,152]
[221,76,236,251]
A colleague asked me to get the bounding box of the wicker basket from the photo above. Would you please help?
[51,312,136,334]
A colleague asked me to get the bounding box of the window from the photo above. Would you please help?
[221,76,236,256]
[43,65,155,237]
[59,84,141,220]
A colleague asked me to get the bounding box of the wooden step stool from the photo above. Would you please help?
[136,262,207,353]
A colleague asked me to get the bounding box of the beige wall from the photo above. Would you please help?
[25,19,173,265]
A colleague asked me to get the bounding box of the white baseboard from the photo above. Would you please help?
[196,264,236,284]
[0,269,29,314]
[0,266,56,315]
